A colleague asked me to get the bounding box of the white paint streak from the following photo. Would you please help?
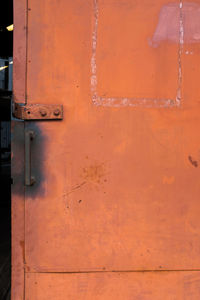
[176,0,183,105]
[151,2,200,45]
[91,0,98,99]
[94,97,175,108]
[91,0,180,108]
[179,1,184,45]
[185,51,193,55]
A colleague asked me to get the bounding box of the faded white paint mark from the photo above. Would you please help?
[185,51,193,55]
[179,1,184,45]
[176,0,184,107]
[91,0,99,100]
[151,2,200,46]
[93,97,174,108]
[150,3,180,47]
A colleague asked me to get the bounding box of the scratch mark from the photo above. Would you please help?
[67,181,87,195]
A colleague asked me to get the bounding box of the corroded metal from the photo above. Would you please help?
[13,0,200,298]
[13,103,63,120]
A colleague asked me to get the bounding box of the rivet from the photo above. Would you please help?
[40,110,47,117]
[54,109,60,116]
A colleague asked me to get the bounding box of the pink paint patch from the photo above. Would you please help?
[150,2,200,46]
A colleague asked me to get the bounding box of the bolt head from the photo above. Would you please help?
[54,109,60,116]
[40,109,47,117]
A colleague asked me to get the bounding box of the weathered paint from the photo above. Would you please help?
[25,272,200,300]
[91,1,200,108]
[13,0,200,299]
[151,2,200,46]
[13,0,27,103]
[91,0,183,107]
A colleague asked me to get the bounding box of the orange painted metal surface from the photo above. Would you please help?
[25,272,200,299]
[13,0,200,298]
[13,0,27,103]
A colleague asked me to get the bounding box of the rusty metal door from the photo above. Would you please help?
[12,0,200,299]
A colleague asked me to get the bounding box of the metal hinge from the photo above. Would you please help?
[13,102,63,120]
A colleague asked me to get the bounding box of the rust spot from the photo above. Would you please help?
[188,155,198,168]
[19,240,25,262]
[26,265,31,272]
[163,176,175,185]
[82,163,106,184]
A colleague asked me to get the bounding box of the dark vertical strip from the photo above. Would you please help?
[25,0,29,104]
[4,60,9,90]
[0,120,1,179]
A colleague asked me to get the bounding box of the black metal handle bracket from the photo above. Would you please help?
[25,130,35,186]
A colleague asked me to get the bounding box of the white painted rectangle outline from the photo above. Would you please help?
[91,0,183,108]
